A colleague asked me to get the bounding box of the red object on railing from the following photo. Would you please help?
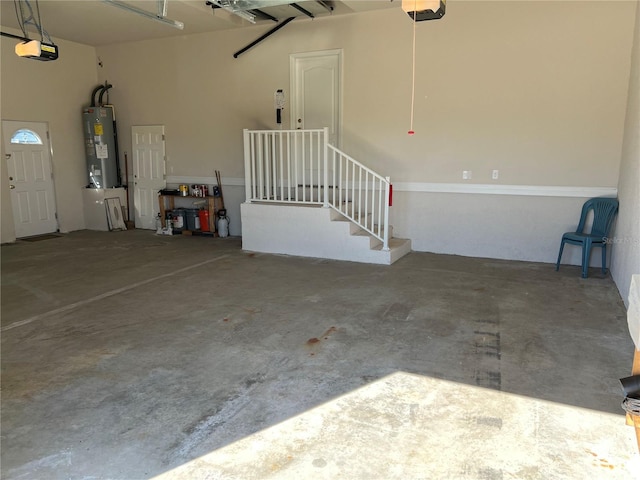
[389,184,393,207]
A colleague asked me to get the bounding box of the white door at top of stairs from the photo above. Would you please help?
[290,50,342,193]
[290,50,342,146]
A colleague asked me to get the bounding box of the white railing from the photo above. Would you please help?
[244,128,391,250]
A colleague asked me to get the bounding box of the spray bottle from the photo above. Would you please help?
[217,209,229,238]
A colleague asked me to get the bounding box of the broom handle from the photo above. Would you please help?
[216,170,225,210]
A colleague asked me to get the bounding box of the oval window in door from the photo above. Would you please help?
[10,129,43,145]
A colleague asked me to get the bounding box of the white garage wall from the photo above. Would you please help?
[95,2,635,186]
[612,1,640,308]
[391,190,608,265]
[341,2,632,188]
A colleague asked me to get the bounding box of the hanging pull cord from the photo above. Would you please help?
[408,0,417,136]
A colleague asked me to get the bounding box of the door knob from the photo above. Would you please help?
[10,185,15,189]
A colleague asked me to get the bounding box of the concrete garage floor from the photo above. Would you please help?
[1,230,639,479]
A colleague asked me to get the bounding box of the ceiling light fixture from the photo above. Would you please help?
[401,0,446,22]
[102,0,184,30]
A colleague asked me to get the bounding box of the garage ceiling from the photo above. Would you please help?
[0,0,399,47]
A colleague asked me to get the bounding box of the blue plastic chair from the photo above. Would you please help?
[555,197,619,278]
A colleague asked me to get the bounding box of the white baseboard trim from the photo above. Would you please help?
[167,176,617,198]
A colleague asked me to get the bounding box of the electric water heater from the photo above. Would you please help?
[82,106,119,188]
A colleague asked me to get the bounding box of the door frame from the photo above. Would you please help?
[2,119,59,238]
[289,49,343,148]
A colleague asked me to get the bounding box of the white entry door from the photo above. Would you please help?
[3,120,58,238]
[290,49,342,147]
[132,125,166,230]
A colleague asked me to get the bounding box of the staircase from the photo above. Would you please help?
[241,128,411,265]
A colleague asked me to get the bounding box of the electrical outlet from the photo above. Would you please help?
[462,170,472,180]
[492,169,499,180]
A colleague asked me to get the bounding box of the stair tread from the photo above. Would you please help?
[352,229,376,237]
[371,238,411,251]
[352,226,392,235]
[331,214,370,222]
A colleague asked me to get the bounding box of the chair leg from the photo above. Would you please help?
[582,239,592,278]
[601,244,607,274]
[556,240,565,271]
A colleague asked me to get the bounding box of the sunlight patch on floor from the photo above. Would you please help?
[154,372,639,479]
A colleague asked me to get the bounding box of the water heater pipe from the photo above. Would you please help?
[90,85,103,107]
[99,83,112,106]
